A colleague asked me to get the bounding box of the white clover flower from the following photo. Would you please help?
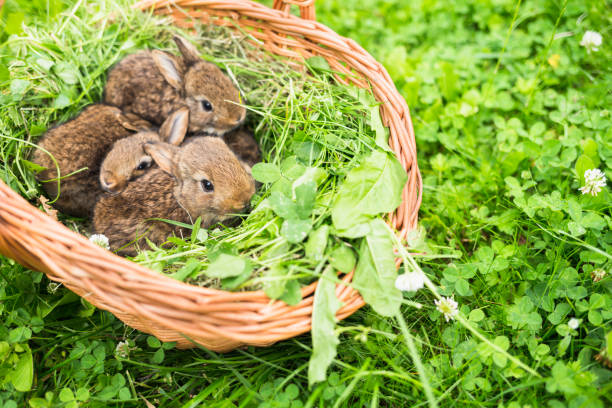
[435,296,459,322]
[89,234,110,250]
[115,341,130,358]
[568,317,581,330]
[579,168,606,196]
[47,282,61,294]
[580,31,602,53]
[395,271,425,292]
[591,268,606,282]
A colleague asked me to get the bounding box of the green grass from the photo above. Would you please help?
[1,0,612,407]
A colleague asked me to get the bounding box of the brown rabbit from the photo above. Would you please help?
[31,104,151,218]
[221,127,262,167]
[99,107,189,193]
[93,137,256,255]
[104,36,245,136]
[101,118,259,194]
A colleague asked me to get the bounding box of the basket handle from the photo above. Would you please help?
[272,0,316,21]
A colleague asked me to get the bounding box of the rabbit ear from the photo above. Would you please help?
[152,50,183,90]
[144,142,180,176]
[160,108,189,145]
[173,36,200,66]
[116,112,152,131]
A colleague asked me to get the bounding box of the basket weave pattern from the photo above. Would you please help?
[0,0,421,351]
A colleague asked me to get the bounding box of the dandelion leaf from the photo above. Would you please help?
[331,151,407,232]
[354,219,402,317]
[308,267,342,385]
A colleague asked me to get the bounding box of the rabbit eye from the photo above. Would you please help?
[136,158,152,171]
[201,179,214,192]
[136,161,150,171]
[200,99,213,112]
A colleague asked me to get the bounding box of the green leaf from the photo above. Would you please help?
[370,106,391,152]
[455,278,471,296]
[35,58,55,71]
[80,354,96,369]
[279,280,302,306]
[59,388,75,402]
[581,213,606,230]
[438,61,458,101]
[8,327,31,344]
[580,138,600,166]
[52,93,71,109]
[305,225,329,261]
[469,309,485,322]
[151,348,164,364]
[147,336,161,349]
[332,151,407,231]
[0,64,9,82]
[353,219,402,316]
[306,56,330,71]
[588,310,602,325]
[204,253,251,279]
[269,191,298,219]
[281,218,312,243]
[252,163,281,183]
[21,159,47,174]
[75,388,90,402]
[118,387,131,401]
[264,264,288,299]
[575,155,595,183]
[11,348,33,392]
[293,166,328,187]
[294,180,316,218]
[170,258,201,281]
[10,79,30,98]
[221,266,252,290]
[280,156,306,180]
[492,336,510,368]
[308,267,342,385]
[4,12,25,35]
[53,62,79,84]
[28,398,48,408]
[329,245,356,273]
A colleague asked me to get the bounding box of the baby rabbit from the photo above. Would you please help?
[31,104,151,217]
[101,117,260,193]
[99,107,189,193]
[93,137,256,255]
[104,36,245,136]
[221,127,262,167]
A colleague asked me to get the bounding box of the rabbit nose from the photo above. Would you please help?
[101,178,118,193]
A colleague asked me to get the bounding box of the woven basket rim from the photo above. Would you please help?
[0,0,421,351]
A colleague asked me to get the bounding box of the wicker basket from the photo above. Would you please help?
[0,0,421,351]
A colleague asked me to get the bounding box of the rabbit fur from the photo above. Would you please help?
[93,136,255,255]
[99,107,189,193]
[31,104,150,217]
[104,36,245,136]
